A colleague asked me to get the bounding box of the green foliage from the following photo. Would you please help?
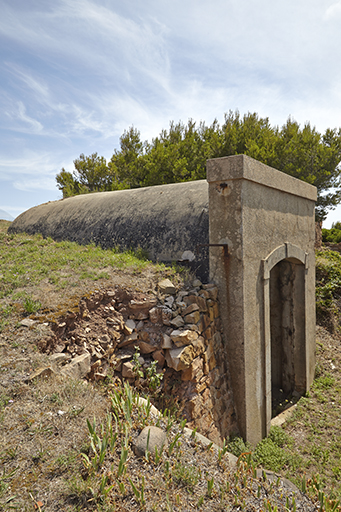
[23,296,41,314]
[253,427,295,473]
[322,227,341,243]
[227,435,252,457]
[56,153,114,197]
[268,425,293,448]
[56,111,341,221]
[253,438,290,473]
[316,250,341,329]
[132,346,164,391]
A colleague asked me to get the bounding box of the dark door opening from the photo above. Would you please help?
[270,259,306,416]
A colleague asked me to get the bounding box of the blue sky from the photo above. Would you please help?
[1,0,341,226]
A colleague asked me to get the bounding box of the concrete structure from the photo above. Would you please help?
[8,181,209,281]
[9,154,317,444]
[207,155,316,445]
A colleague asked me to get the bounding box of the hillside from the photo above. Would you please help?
[1,220,341,511]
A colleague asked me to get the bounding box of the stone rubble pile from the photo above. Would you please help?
[36,278,236,445]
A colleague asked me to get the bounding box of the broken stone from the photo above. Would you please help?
[110,352,131,371]
[134,426,167,458]
[118,332,139,348]
[164,296,175,308]
[170,315,185,328]
[50,353,70,366]
[184,295,207,312]
[129,298,157,319]
[124,319,136,334]
[161,333,173,349]
[61,353,91,380]
[171,329,198,347]
[94,372,107,381]
[158,279,176,295]
[192,278,202,287]
[149,307,162,324]
[181,357,204,382]
[136,320,144,331]
[20,318,37,328]
[138,341,157,354]
[192,336,205,356]
[122,361,135,379]
[99,334,110,348]
[184,311,200,324]
[161,307,173,326]
[183,303,200,316]
[26,366,57,382]
[165,345,195,371]
[153,350,165,367]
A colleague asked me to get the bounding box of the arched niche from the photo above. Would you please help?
[262,243,309,436]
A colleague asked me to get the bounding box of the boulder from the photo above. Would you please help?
[134,426,167,458]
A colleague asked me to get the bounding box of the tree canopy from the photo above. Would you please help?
[56,111,341,221]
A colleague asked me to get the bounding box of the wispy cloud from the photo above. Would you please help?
[5,63,50,100]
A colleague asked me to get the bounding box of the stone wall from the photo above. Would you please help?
[40,279,237,446]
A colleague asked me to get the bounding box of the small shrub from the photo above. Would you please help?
[227,435,251,457]
[253,438,290,472]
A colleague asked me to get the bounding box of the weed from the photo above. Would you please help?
[23,296,41,314]
[172,462,200,492]
[129,475,146,507]
[132,345,164,391]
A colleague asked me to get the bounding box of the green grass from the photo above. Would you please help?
[0,221,177,326]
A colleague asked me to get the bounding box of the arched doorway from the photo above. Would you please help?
[270,258,306,414]
[263,243,308,435]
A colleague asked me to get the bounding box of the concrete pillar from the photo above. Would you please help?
[207,155,316,445]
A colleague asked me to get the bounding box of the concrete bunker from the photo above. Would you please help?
[208,155,316,444]
[9,154,317,445]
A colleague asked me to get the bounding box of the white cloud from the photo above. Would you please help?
[324,2,341,20]
[13,177,57,192]
[16,102,44,133]
[5,63,50,100]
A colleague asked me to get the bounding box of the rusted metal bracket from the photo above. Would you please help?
[196,243,229,258]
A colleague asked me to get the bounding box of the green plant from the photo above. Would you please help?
[207,477,214,497]
[81,418,108,472]
[23,296,41,314]
[132,346,164,391]
[227,435,251,457]
[172,462,200,492]
[253,437,290,473]
[0,467,17,499]
[268,425,293,448]
[128,475,146,507]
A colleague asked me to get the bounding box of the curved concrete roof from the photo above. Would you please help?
[9,180,210,280]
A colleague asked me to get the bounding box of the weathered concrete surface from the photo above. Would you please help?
[207,155,316,445]
[8,181,209,280]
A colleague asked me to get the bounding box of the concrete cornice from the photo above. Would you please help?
[206,154,317,202]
